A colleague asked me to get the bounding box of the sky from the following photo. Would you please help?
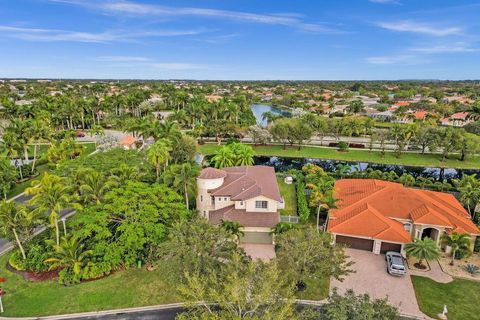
[0,0,479,80]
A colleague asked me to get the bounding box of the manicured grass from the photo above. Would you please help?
[295,277,329,301]
[277,177,297,216]
[411,276,480,320]
[0,253,180,317]
[199,144,480,169]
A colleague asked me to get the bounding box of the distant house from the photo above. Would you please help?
[119,135,137,150]
[327,179,480,256]
[197,166,284,246]
[441,112,473,127]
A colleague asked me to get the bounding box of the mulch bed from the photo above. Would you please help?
[406,257,431,272]
[6,262,59,282]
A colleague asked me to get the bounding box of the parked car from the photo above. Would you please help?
[385,251,406,276]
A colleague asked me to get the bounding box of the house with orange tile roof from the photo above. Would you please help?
[197,166,284,246]
[327,179,479,256]
[440,112,474,127]
[119,135,137,150]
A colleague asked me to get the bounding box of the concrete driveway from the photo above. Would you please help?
[331,249,426,318]
[240,243,276,261]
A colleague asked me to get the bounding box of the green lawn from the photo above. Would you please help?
[277,177,297,216]
[199,144,480,169]
[295,277,329,301]
[0,253,179,317]
[412,276,480,320]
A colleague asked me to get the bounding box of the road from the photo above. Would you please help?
[49,307,184,320]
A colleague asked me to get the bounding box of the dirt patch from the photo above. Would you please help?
[6,262,59,282]
[406,257,431,272]
[438,253,480,281]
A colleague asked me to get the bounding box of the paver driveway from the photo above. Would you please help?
[240,243,276,261]
[330,249,427,318]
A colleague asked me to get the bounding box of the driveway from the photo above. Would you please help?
[330,249,426,318]
[240,243,276,261]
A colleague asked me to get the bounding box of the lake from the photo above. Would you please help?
[252,156,480,182]
[250,104,289,127]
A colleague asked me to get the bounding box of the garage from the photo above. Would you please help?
[335,235,374,251]
[240,231,272,244]
[380,242,402,254]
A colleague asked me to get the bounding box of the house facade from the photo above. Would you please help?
[327,179,480,255]
[197,166,283,244]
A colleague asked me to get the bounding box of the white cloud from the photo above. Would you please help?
[49,0,341,33]
[410,43,479,53]
[0,25,206,43]
[365,54,426,65]
[376,20,462,36]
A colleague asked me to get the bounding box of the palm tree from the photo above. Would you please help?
[212,146,235,168]
[27,173,73,246]
[457,183,480,219]
[78,170,117,204]
[44,236,93,281]
[232,143,255,166]
[220,220,244,241]
[147,139,172,178]
[405,237,440,269]
[0,200,43,259]
[398,173,416,187]
[164,163,200,209]
[308,182,336,230]
[271,222,296,235]
[441,232,471,265]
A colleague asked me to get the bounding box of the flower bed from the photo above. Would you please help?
[438,253,480,281]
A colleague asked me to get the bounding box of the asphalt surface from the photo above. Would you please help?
[62,307,184,320]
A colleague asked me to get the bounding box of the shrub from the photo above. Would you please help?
[462,264,480,276]
[337,141,349,152]
[296,177,310,222]
[25,244,50,273]
[8,250,27,271]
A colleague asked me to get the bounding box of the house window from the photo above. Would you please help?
[404,223,412,232]
[255,201,268,209]
[240,201,244,206]
[218,198,221,202]
[200,195,203,202]
[224,197,227,201]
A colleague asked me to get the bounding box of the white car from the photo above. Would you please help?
[385,251,406,276]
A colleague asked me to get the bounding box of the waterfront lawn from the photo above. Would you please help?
[277,177,297,216]
[199,144,480,169]
[0,253,179,317]
[411,276,480,320]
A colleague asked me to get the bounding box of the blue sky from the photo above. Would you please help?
[1,0,479,80]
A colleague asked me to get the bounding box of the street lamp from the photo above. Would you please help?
[61,217,67,236]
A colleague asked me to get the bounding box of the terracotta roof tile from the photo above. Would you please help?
[209,205,279,228]
[198,167,227,179]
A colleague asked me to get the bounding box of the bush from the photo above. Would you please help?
[8,250,27,271]
[463,264,480,276]
[296,177,310,222]
[337,141,349,152]
[24,244,50,273]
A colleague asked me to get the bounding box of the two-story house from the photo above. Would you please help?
[197,166,283,245]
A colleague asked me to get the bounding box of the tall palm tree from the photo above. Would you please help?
[232,144,255,166]
[405,237,440,268]
[308,183,337,230]
[44,236,93,281]
[78,170,117,205]
[147,139,172,178]
[27,173,73,246]
[0,200,43,259]
[457,183,480,219]
[164,163,200,209]
[441,232,471,265]
[212,146,235,168]
[220,220,244,241]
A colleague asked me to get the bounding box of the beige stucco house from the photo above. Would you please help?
[197,166,283,244]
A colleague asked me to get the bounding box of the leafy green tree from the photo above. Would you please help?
[44,236,93,285]
[276,227,353,289]
[0,200,43,259]
[398,173,415,187]
[27,173,74,246]
[158,215,243,280]
[163,163,199,209]
[303,289,400,320]
[441,232,471,265]
[405,237,440,268]
[270,119,291,149]
[0,159,16,199]
[271,222,296,235]
[170,135,197,164]
[77,169,118,205]
[177,253,297,320]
